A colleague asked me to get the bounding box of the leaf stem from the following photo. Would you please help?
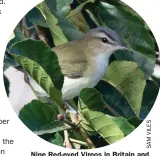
[70,113,95,149]
[34,25,49,46]
[104,101,121,117]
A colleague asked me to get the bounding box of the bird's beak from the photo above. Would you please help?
[119,46,130,51]
[118,45,134,54]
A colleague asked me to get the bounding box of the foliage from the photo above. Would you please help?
[104,61,146,117]
[4,0,159,149]
[4,75,10,96]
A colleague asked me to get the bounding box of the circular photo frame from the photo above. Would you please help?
[3,0,160,149]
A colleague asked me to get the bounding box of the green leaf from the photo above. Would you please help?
[34,121,71,135]
[95,80,135,117]
[6,25,25,51]
[66,0,95,18]
[13,26,26,41]
[95,1,155,78]
[104,61,146,117]
[10,39,64,91]
[128,116,142,127]
[79,114,97,136]
[70,13,90,33]
[99,1,155,59]
[84,9,101,27]
[78,88,135,137]
[11,53,62,105]
[4,25,26,71]
[4,75,10,96]
[45,0,73,16]
[96,79,158,119]
[114,50,155,79]
[111,117,135,136]
[27,7,48,28]
[79,92,124,144]
[45,0,84,41]
[78,88,106,136]
[140,80,159,119]
[79,88,105,111]
[56,14,84,41]
[79,109,124,144]
[50,132,64,146]
[37,2,68,46]
[56,0,73,15]
[19,100,59,131]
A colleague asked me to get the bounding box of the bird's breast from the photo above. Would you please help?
[62,54,109,100]
[90,54,109,79]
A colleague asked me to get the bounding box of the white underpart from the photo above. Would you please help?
[4,54,109,114]
[62,54,109,100]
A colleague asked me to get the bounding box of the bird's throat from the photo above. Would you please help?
[86,53,109,80]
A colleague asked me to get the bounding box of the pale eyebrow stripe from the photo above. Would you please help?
[93,36,114,45]
[99,30,116,42]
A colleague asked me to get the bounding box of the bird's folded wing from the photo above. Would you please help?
[52,40,87,78]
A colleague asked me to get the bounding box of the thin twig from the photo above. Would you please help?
[70,138,88,147]
[28,26,35,30]
[64,130,72,149]
[34,25,48,45]
[70,113,95,149]
[21,17,31,37]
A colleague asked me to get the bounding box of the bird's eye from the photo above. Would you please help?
[101,37,108,43]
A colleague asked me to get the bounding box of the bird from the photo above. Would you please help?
[51,27,129,100]
[6,27,129,114]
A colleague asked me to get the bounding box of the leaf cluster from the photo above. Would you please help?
[3,0,159,149]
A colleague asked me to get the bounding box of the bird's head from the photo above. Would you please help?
[82,27,129,58]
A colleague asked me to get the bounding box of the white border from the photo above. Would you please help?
[0,0,160,155]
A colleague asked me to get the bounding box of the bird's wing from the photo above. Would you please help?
[52,40,87,78]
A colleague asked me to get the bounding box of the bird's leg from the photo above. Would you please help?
[62,100,82,130]
[63,100,78,115]
[63,102,95,148]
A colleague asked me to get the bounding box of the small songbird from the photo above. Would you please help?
[52,27,128,100]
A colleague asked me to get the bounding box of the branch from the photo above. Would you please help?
[70,138,88,147]
[34,25,49,45]
[21,17,31,37]
[64,130,72,149]
[70,113,95,149]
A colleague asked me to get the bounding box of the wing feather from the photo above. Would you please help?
[52,40,87,78]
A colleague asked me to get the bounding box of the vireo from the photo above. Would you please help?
[52,27,129,100]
